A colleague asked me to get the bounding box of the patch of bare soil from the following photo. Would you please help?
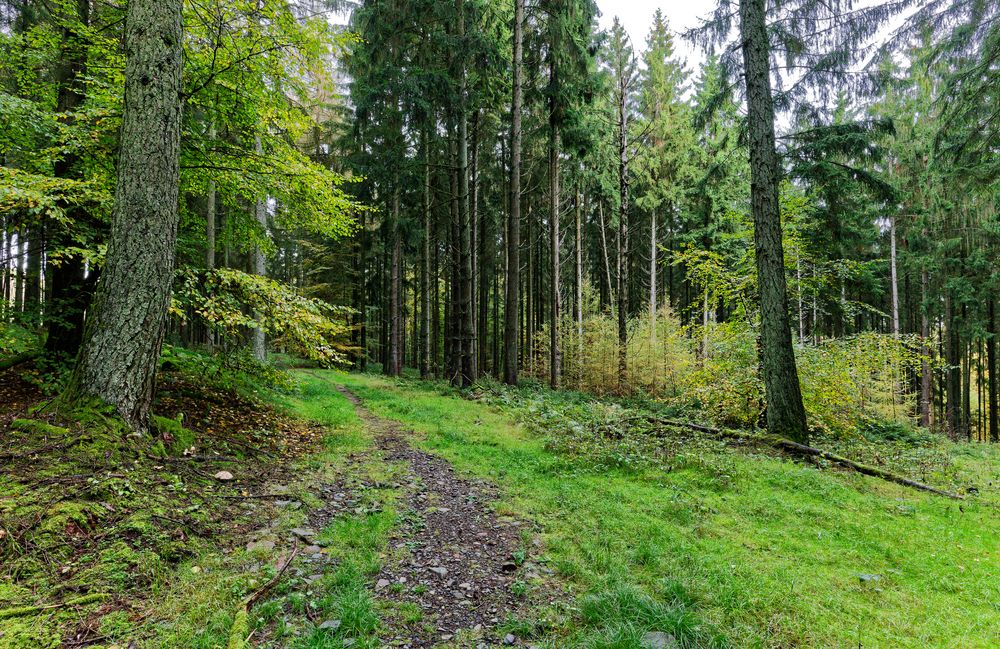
[338,387,533,648]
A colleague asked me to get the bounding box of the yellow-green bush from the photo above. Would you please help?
[524,301,923,436]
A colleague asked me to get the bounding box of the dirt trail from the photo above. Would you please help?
[337,386,530,648]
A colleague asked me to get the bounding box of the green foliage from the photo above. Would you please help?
[172,268,356,368]
[160,344,295,394]
[0,324,39,359]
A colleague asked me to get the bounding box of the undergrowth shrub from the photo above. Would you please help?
[522,297,926,438]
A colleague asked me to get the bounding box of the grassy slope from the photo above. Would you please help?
[317,370,999,649]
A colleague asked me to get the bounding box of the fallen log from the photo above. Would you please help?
[0,350,40,371]
[652,418,964,500]
[0,593,108,621]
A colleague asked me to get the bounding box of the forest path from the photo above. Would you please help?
[335,385,529,647]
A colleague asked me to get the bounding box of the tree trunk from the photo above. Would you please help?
[920,268,932,428]
[650,207,657,343]
[387,184,403,376]
[616,74,629,392]
[504,0,523,386]
[251,136,267,362]
[455,0,476,387]
[549,115,561,390]
[575,183,583,375]
[503,0,524,385]
[61,0,183,431]
[206,123,217,272]
[421,127,432,378]
[890,214,899,336]
[988,297,998,442]
[945,290,961,437]
[739,0,809,442]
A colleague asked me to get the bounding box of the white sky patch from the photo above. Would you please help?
[595,0,719,72]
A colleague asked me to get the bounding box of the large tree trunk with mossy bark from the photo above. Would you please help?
[739,0,809,442]
[60,0,182,431]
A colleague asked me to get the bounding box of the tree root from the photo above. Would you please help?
[653,418,964,500]
[0,593,108,620]
[226,544,298,649]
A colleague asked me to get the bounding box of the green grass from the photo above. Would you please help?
[143,372,393,649]
[303,370,1000,649]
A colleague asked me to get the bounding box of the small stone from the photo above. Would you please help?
[213,470,234,481]
[503,634,516,645]
[429,566,448,577]
[858,573,882,583]
[376,579,391,590]
[303,545,322,554]
[441,634,453,641]
[343,639,355,647]
[318,619,341,631]
[246,540,275,552]
[641,631,678,649]
[290,528,316,541]
[190,566,201,574]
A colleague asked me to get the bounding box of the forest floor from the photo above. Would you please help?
[2,365,999,648]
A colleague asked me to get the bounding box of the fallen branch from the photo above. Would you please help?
[226,544,298,649]
[0,350,40,371]
[652,418,964,500]
[0,593,108,620]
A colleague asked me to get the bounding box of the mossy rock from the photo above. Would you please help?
[151,415,198,456]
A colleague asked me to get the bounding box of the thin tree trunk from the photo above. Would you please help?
[575,183,583,372]
[504,0,523,386]
[598,200,614,308]
[206,123,217,271]
[616,74,629,392]
[920,268,932,428]
[650,207,657,344]
[61,0,183,430]
[46,0,95,360]
[988,297,998,442]
[421,127,432,378]
[890,214,899,336]
[739,0,809,441]
[455,0,475,387]
[549,116,561,390]
[252,136,267,363]
[945,290,960,437]
[387,184,403,376]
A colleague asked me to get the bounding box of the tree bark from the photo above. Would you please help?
[616,70,629,392]
[549,114,561,390]
[650,207,657,343]
[61,0,183,431]
[421,127,432,378]
[988,297,998,442]
[251,136,267,362]
[890,214,899,336]
[456,0,476,387]
[920,268,932,428]
[739,0,809,442]
[503,0,524,386]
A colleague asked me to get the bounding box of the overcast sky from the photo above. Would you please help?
[595,0,719,72]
